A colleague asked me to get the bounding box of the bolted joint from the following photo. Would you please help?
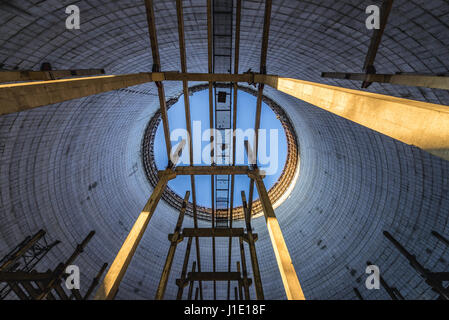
[247,169,266,181]
[242,233,258,243]
[176,279,189,289]
[244,69,257,87]
[168,234,184,244]
[157,169,177,181]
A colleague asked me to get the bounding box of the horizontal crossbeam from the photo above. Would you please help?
[3,70,448,164]
[181,228,246,238]
[159,166,261,177]
[0,271,53,282]
[0,72,269,115]
[187,272,241,282]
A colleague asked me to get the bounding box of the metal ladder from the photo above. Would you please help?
[213,0,234,229]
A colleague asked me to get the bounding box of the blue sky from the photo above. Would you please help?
[153,89,287,208]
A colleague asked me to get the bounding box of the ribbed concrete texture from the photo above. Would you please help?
[1,0,449,300]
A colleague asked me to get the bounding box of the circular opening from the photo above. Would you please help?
[142,85,299,221]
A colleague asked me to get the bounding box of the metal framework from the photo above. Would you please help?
[0,230,60,299]
[353,231,449,300]
[321,0,449,91]
[1,0,448,301]
[0,231,107,300]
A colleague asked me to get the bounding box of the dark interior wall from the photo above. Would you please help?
[0,0,448,299]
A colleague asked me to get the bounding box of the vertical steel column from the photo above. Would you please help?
[155,191,190,300]
[363,0,394,72]
[177,0,203,300]
[236,262,243,300]
[194,287,199,300]
[247,0,272,216]
[241,191,264,300]
[187,261,197,300]
[84,263,108,300]
[176,237,193,300]
[144,0,172,162]
[239,236,250,300]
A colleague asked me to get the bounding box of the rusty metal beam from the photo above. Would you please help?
[181,228,246,238]
[194,287,199,300]
[321,72,449,90]
[263,75,449,162]
[35,280,56,300]
[259,0,272,75]
[8,282,29,300]
[164,72,266,82]
[248,0,272,218]
[155,191,190,300]
[94,172,173,300]
[241,191,264,300]
[0,230,46,272]
[20,281,40,300]
[160,165,255,177]
[187,261,196,300]
[64,231,96,268]
[176,237,193,300]
[239,236,251,300]
[251,173,305,300]
[0,272,53,282]
[176,0,203,300]
[83,263,108,300]
[71,288,83,300]
[187,272,241,282]
[236,262,243,300]
[53,281,70,300]
[145,0,172,161]
[0,69,105,82]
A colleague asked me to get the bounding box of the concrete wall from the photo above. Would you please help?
[0,0,448,299]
